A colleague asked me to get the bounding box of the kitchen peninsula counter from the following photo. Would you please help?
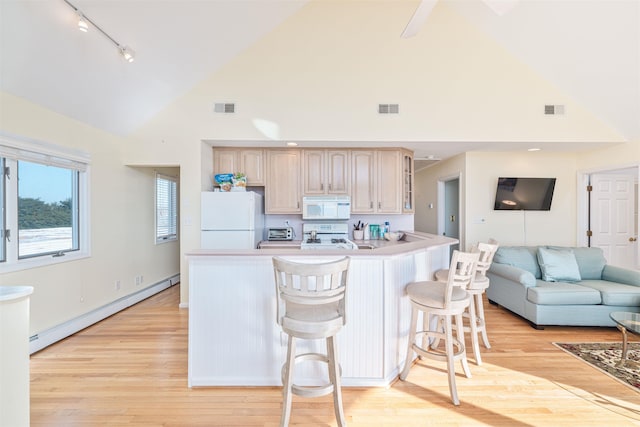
[186,231,457,388]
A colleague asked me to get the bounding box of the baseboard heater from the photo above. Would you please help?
[29,274,180,354]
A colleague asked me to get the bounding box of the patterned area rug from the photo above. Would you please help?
[554,342,640,391]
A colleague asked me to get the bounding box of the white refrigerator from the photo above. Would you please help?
[201,191,264,249]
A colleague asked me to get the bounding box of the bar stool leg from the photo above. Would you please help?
[327,336,345,427]
[400,307,419,380]
[476,293,491,349]
[467,296,482,365]
[455,313,472,378]
[444,314,460,406]
[281,335,296,427]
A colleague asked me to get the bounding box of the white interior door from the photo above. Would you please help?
[590,173,637,268]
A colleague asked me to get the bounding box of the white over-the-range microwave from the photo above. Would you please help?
[302,195,351,220]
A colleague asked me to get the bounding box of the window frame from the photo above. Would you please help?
[155,172,178,244]
[0,132,91,273]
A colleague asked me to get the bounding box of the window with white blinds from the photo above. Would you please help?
[156,174,178,243]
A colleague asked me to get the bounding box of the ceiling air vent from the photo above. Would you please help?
[378,104,399,114]
[214,103,235,113]
[544,104,565,115]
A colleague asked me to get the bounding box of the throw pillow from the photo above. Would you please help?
[493,246,542,279]
[537,247,582,282]
[547,246,606,280]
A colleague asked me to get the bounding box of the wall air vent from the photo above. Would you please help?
[544,104,565,115]
[214,103,235,113]
[378,104,399,114]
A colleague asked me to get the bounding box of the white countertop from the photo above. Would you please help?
[0,286,34,302]
[187,231,458,257]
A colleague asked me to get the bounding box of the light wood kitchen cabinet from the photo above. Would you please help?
[212,148,265,186]
[302,149,349,195]
[240,149,265,186]
[211,146,412,215]
[402,150,414,213]
[265,150,301,214]
[213,149,236,176]
[351,149,409,214]
[376,150,403,214]
[350,150,376,213]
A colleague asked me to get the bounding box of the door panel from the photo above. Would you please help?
[591,174,636,268]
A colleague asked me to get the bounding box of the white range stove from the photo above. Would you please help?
[300,223,357,250]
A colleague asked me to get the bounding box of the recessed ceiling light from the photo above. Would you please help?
[286,142,298,147]
[528,148,541,152]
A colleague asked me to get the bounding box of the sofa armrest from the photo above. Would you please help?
[488,263,537,288]
[602,265,640,287]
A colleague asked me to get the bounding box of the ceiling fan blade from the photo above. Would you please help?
[482,0,520,16]
[401,0,439,38]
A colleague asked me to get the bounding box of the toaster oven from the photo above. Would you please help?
[267,227,294,241]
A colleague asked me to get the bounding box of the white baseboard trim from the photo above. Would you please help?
[29,273,180,354]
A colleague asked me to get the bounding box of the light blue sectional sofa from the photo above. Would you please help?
[486,246,640,328]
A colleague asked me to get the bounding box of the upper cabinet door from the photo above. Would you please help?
[240,149,265,186]
[326,150,349,195]
[303,150,325,195]
[402,150,414,213]
[377,150,402,214]
[266,150,301,214]
[213,149,238,176]
[350,150,376,214]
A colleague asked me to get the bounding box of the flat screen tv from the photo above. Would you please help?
[494,177,556,211]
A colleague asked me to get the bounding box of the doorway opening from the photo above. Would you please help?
[438,174,461,256]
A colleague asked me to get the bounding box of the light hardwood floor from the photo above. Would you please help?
[30,284,640,426]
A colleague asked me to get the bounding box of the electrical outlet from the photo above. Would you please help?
[139,275,143,284]
[115,280,121,290]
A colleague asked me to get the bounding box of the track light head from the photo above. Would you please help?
[77,13,88,32]
[120,46,135,63]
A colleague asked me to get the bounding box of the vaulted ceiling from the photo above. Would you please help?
[1,0,638,162]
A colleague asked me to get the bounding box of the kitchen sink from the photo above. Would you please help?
[357,244,376,249]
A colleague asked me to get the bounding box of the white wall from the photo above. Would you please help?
[416,144,640,252]
[465,151,578,248]
[0,92,180,336]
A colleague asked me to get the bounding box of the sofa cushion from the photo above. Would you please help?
[537,247,581,282]
[527,281,602,305]
[548,246,606,280]
[577,280,640,306]
[494,246,541,279]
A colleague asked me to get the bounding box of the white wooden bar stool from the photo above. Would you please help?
[399,250,479,406]
[272,256,350,427]
[434,242,499,365]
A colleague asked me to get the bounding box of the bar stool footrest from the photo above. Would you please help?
[282,352,342,398]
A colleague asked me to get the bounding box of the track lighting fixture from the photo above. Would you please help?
[120,46,135,63]
[77,13,88,32]
[63,0,136,63]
